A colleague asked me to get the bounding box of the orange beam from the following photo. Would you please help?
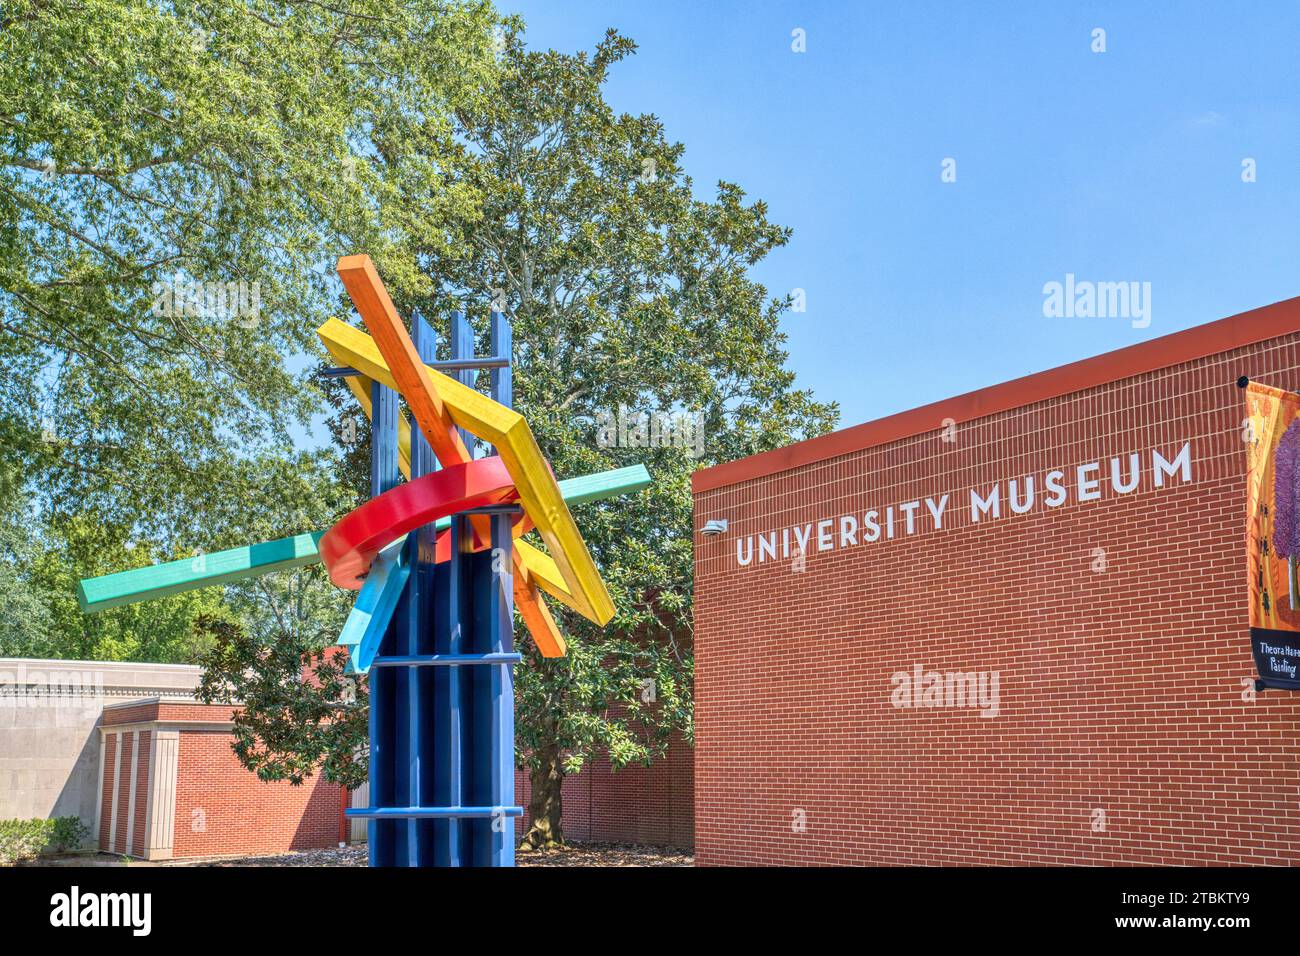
[337,255,470,467]
[512,563,565,657]
[335,254,566,658]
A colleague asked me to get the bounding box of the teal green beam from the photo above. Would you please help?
[77,464,651,613]
[77,532,326,613]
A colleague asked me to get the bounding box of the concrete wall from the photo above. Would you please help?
[0,658,201,828]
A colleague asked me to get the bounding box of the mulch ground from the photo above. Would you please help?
[183,842,692,867]
[516,842,692,867]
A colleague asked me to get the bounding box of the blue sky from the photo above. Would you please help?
[504,0,1300,429]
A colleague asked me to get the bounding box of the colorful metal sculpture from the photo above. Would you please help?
[76,465,648,614]
[77,255,649,867]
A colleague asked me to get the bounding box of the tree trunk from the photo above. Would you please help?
[519,745,564,851]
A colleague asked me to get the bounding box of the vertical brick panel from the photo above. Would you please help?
[98,733,116,851]
[113,731,132,854]
[132,730,151,857]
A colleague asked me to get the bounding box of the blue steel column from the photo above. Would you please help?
[368,379,401,866]
[355,305,521,866]
[486,309,515,866]
[449,311,479,862]
[452,310,506,863]
[404,313,439,865]
[429,311,471,866]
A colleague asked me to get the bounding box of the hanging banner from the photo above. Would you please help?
[1243,378,1300,689]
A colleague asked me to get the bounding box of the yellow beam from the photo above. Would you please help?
[320,306,615,627]
[515,540,590,617]
[341,373,600,623]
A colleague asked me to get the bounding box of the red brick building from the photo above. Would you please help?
[692,297,1300,866]
[97,698,342,860]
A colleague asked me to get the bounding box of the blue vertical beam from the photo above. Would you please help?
[450,310,477,861]
[430,310,473,866]
[402,312,439,865]
[389,575,413,865]
[489,309,511,419]
[487,309,515,866]
[450,310,476,451]
[461,309,514,865]
[368,379,401,866]
[356,305,520,867]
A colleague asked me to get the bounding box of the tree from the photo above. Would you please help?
[6,7,835,850]
[0,487,236,663]
[0,506,52,658]
[0,0,500,657]
[414,28,836,848]
[196,566,365,788]
[211,28,835,848]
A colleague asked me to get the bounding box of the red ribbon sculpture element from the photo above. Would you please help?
[320,457,518,588]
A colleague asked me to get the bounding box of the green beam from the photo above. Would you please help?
[77,532,326,613]
[549,463,651,508]
[77,463,651,613]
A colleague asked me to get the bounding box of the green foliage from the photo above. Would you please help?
[2,4,836,846]
[196,567,366,789]
[0,816,88,864]
[0,819,49,865]
[0,0,501,662]
[48,815,91,853]
[9,512,228,661]
[192,451,364,787]
[0,509,52,657]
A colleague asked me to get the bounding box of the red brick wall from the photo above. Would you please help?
[694,333,1300,866]
[171,729,342,858]
[132,730,151,856]
[99,702,343,859]
[103,702,159,726]
[514,730,694,848]
[156,702,237,722]
[113,732,132,854]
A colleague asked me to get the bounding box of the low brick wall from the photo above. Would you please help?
[514,732,694,849]
[99,698,344,860]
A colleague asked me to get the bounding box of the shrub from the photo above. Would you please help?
[0,816,90,864]
[47,816,90,853]
[0,819,53,865]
